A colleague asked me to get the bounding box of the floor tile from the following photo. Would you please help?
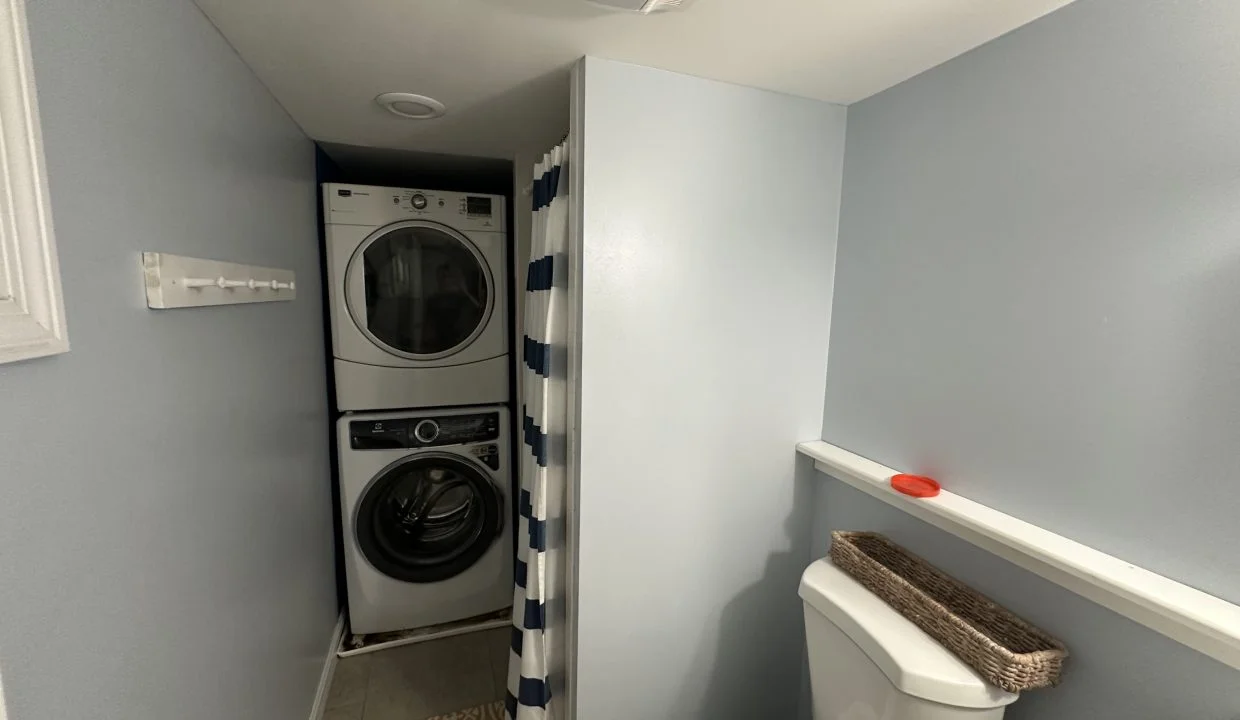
[480,628,511,700]
[324,702,365,720]
[364,633,495,720]
[328,654,373,710]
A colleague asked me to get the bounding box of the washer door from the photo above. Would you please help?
[356,452,503,583]
[345,220,494,361]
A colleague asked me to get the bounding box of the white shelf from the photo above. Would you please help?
[798,439,1240,671]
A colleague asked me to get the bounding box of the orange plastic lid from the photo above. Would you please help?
[890,474,940,498]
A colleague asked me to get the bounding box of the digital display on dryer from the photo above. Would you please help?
[466,196,492,217]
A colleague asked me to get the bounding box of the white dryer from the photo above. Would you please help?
[338,406,513,634]
[324,184,508,411]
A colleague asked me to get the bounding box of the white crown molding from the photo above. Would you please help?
[0,0,68,364]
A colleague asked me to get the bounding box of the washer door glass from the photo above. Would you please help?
[349,222,491,359]
[356,454,502,583]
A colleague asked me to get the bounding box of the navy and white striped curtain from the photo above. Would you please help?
[506,140,569,720]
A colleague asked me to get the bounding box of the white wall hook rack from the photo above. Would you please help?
[142,253,297,309]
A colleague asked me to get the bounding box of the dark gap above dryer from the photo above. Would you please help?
[317,142,514,195]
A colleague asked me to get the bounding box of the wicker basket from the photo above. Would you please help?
[829,531,1067,692]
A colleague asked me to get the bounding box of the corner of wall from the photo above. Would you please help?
[560,53,588,720]
[818,101,849,443]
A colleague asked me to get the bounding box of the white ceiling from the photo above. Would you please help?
[195,0,1075,160]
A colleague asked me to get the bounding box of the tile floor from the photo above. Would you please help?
[325,627,510,720]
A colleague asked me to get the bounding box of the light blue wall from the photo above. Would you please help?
[0,1,337,718]
[574,57,846,720]
[819,0,1240,717]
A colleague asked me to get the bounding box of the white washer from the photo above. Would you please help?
[338,406,513,634]
[324,184,508,411]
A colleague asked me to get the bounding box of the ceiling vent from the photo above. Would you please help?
[589,0,694,13]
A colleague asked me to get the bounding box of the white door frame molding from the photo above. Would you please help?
[0,0,68,364]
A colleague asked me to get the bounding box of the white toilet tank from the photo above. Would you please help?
[799,559,1020,720]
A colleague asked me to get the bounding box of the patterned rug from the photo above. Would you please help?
[425,701,505,720]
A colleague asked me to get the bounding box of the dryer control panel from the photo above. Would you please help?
[324,183,506,233]
[349,412,500,450]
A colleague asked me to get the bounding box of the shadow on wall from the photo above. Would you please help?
[677,455,817,720]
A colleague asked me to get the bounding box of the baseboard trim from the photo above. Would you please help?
[338,615,509,658]
[308,612,347,720]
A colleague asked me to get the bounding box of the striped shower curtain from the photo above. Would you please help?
[506,140,569,720]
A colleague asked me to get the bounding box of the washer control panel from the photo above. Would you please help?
[350,412,500,450]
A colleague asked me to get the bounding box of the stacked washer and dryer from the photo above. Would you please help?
[323,184,513,635]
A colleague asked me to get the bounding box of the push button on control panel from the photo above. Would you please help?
[470,443,501,470]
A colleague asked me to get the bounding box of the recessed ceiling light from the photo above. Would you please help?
[375,93,446,120]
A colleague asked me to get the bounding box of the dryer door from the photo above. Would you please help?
[345,220,494,361]
[355,452,503,583]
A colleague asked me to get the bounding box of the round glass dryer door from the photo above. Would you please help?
[355,453,502,583]
[346,221,493,360]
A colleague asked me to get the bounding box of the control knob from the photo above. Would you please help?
[413,419,439,444]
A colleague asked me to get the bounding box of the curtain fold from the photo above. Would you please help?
[506,139,569,720]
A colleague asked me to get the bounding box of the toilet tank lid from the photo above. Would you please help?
[799,558,1019,710]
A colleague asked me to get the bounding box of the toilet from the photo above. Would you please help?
[800,559,1020,719]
